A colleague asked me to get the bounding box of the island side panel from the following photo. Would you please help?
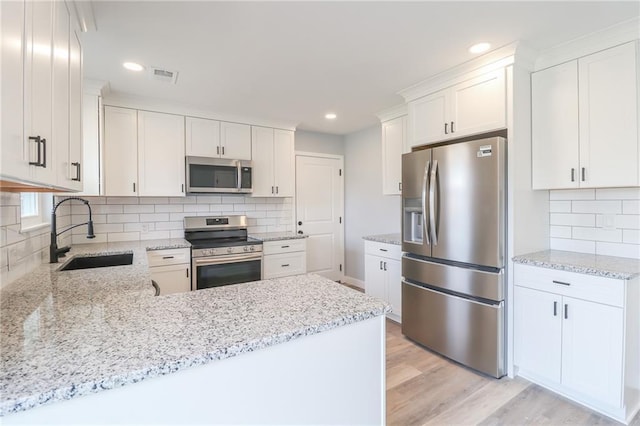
[4,315,386,425]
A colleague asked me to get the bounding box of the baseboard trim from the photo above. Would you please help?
[342,276,365,289]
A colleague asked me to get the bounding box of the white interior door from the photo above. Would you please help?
[295,154,344,281]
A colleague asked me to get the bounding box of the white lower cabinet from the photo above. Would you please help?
[514,264,639,423]
[364,241,401,323]
[262,239,307,279]
[147,248,191,295]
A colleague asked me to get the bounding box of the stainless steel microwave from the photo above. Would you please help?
[186,156,252,194]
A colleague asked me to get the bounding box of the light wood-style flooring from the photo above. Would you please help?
[385,318,640,425]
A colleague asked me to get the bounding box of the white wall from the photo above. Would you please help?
[549,188,640,259]
[295,130,344,156]
[344,125,401,281]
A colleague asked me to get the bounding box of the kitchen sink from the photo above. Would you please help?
[59,253,134,271]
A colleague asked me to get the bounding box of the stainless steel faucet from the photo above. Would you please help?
[50,197,95,263]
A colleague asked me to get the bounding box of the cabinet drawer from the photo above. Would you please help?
[364,241,401,260]
[263,252,306,279]
[147,248,191,267]
[263,239,306,255]
[514,264,624,307]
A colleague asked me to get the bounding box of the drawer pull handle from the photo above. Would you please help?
[281,264,290,267]
[281,245,290,248]
[162,256,175,259]
[379,261,383,270]
[553,301,557,316]
[552,280,571,286]
[564,304,568,319]
[379,248,388,252]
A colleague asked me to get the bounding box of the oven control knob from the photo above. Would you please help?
[227,247,233,254]
[243,246,249,252]
[249,246,255,251]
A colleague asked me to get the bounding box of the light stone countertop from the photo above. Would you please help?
[512,250,640,280]
[0,238,389,417]
[249,232,307,242]
[363,233,402,246]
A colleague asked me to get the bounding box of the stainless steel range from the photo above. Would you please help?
[184,215,262,291]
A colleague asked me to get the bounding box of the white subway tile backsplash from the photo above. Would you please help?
[107,197,139,205]
[596,242,640,259]
[169,212,189,222]
[571,200,622,214]
[72,233,107,245]
[614,215,640,230]
[123,204,155,214]
[596,188,640,200]
[169,230,184,239]
[183,204,209,213]
[196,195,222,204]
[107,214,140,224]
[139,213,170,222]
[124,223,155,232]
[623,200,639,214]
[170,197,195,204]
[0,206,18,226]
[234,204,255,211]
[108,232,140,242]
[550,213,596,227]
[140,230,171,240]
[623,229,640,244]
[154,204,183,213]
[549,189,595,200]
[92,204,124,214]
[139,197,169,204]
[222,196,244,204]
[550,226,572,238]
[154,221,183,231]
[550,238,595,254]
[572,227,622,243]
[95,224,124,234]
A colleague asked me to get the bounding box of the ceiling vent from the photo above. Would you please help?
[149,66,178,84]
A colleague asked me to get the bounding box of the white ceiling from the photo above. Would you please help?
[82,1,639,135]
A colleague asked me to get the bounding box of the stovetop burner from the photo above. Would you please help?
[184,215,262,257]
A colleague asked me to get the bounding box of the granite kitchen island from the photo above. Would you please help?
[1,242,389,425]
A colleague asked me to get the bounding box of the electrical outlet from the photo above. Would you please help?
[141,224,149,233]
[601,214,616,230]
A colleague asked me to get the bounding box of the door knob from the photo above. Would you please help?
[298,221,302,226]
[297,230,303,235]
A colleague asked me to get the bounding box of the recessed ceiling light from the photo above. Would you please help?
[123,62,144,72]
[325,113,337,120]
[468,43,491,54]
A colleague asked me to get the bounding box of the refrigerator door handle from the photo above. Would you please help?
[429,160,439,245]
[422,160,431,245]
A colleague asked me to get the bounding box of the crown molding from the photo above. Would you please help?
[102,92,298,131]
[83,79,109,96]
[398,41,525,102]
[376,104,407,122]
[535,17,640,71]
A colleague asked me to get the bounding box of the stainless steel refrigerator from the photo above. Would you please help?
[401,136,506,378]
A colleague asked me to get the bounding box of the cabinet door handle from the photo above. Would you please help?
[275,186,279,194]
[222,146,225,156]
[564,304,568,319]
[379,260,383,270]
[570,168,575,182]
[133,182,136,193]
[451,121,455,133]
[383,262,387,271]
[71,162,81,181]
[581,167,586,182]
[41,138,47,168]
[281,245,290,249]
[444,122,448,134]
[281,264,290,267]
[186,268,189,278]
[271,186,274,194]
[379,248,388,252]
[162,256,174,259]
[28,136,41,166]
[553,301,557,316]
[398,182,402,191]
[553,280,571,286]
[217,146,220,155]
[28,136,46,167]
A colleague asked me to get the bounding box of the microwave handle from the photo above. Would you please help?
[236,161,242,191]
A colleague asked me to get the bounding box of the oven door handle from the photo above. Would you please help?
[193,254,262,266]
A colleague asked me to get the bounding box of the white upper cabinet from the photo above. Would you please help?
[185,117,220,158]
[0,0,29,182]
[67,29,83,191]
[0,0,82,191]
[532,61,580,189]
[408,68,506,148]
[578,42,638,188]
[251,127,295,197]
[104,106,138,196]
[186,117,251,160]
[381,116,406,195]
[220,122,252,160]
[532,41,639,189]
[138,111,185,197]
